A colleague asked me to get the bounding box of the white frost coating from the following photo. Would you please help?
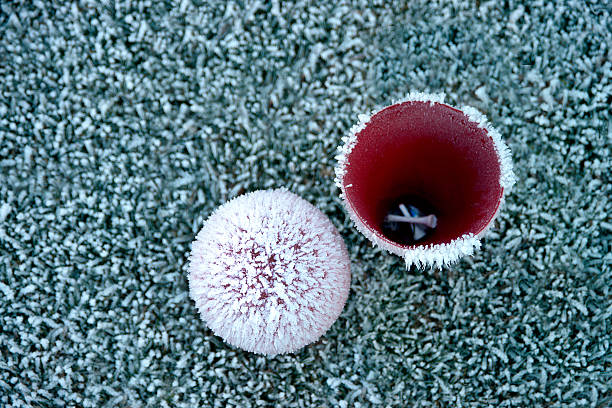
[334,112,374,189]
[334,92,515,268]
[460,105,517,191]
[402,235,482,269]
[188,189,351,356]
[393,91,447,106]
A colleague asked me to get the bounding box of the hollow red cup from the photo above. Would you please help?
[335,92,515,268]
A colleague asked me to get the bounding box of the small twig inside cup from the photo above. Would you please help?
[382,201,438,243]
[385,214,437,229]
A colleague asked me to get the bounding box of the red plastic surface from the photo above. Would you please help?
[343,101,503,248]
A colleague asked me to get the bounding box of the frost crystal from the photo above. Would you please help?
[460,105,517,191]
[188,189,351,356]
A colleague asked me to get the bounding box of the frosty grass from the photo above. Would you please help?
[1,1,610,407]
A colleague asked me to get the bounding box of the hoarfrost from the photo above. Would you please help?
[188,189,351,356]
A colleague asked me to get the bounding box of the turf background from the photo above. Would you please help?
[0,1,610,407]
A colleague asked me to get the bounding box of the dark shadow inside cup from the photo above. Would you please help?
[343,101,503,248]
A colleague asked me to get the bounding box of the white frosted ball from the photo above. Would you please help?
[188,189,351,356]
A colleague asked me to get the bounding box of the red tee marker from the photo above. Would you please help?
[335,93,515,268]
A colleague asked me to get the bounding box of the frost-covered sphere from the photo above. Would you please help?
[188,189,351,356]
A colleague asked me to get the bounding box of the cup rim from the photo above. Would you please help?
[334,92,516,268]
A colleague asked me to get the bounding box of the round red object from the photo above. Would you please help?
[335,94,515,267]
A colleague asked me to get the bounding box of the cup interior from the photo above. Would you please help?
[342,101,503,248]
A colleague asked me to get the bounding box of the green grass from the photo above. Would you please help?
[0,1,610,406]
